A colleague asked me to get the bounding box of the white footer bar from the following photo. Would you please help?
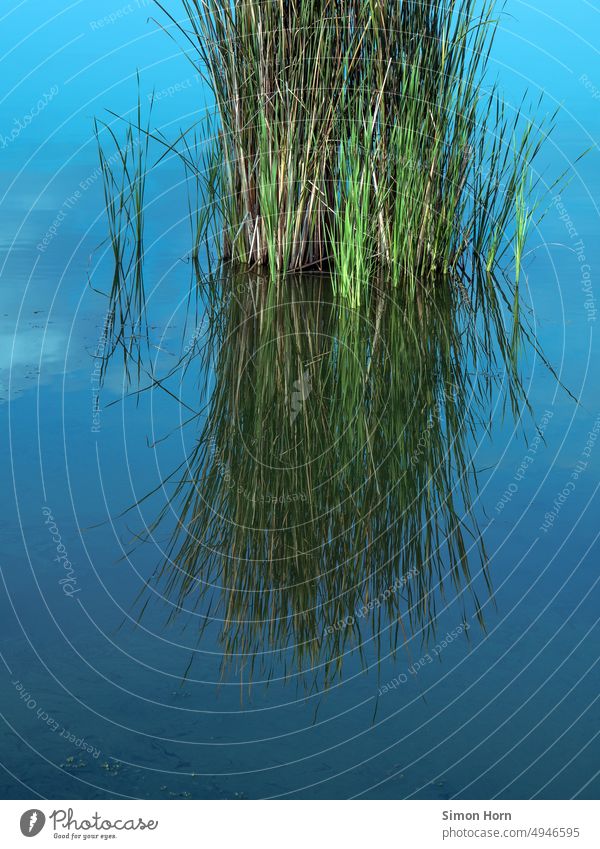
[0,800,598,847]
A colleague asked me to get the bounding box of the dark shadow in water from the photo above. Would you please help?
[129,271,526,692]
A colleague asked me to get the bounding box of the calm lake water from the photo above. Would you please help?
[1,1,599,799]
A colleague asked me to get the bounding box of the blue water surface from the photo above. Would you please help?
[0,0,599,799]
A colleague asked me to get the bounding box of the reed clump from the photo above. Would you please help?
[156,0,548,304]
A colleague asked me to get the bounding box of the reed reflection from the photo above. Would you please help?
[139,273,521,690]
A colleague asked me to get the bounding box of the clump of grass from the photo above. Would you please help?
[154,0,550,305]
[93,1,573,378]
